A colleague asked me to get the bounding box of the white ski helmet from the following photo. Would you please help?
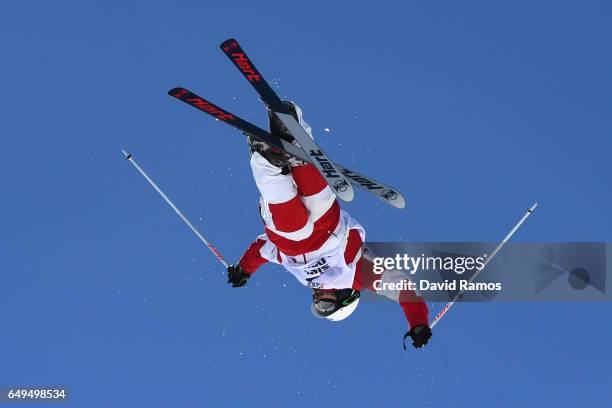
[311,289,360,322]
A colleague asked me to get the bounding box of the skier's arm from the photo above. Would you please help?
[399,293,429,329]
[239,237,271,274]
[399,294,432,349]
[227,237,271,288]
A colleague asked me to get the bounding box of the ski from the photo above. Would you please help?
[168,87,406,209]
[219,38,355,203]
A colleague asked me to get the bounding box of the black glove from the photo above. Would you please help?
[403,325,432,350]
[227,264,250,287]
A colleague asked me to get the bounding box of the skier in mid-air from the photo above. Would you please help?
[226,101,432,349]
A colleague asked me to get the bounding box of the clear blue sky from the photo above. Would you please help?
[1,0,611,406]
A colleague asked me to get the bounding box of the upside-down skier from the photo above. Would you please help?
[226,102,433,349]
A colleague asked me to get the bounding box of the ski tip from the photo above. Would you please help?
[528,202,539,213]
[168,87,187,97]
[393,195,407,209]
[336,191,355,203]
[330,179,355,203]
[375,188,406,209]
[386,193,406,209]
[220,38,240,53]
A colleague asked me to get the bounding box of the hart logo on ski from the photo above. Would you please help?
[228,53,261,82]
[169,88,236,121]
[341,170,384,191]
[186,98,235,121]
[308,149,341,178]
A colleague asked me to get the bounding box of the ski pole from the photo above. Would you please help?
[430,202,538,328]
[122,150,229,268]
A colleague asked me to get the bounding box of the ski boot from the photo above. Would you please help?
[247,100,306,172]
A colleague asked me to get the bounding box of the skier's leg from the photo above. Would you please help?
[252,100,337,249]
[250,151,311,238]
[291,164,326,195]
[274,101,336,214]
